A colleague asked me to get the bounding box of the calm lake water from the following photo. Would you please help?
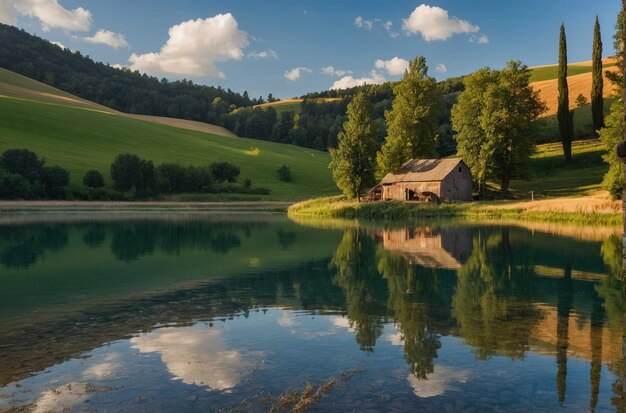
[0,213,624,412]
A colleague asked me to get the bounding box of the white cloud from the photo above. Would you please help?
[402,4,479,41]
[129,13,248,78]
[3,0,92,32]
[131,326,253,391]
[50,40,64,49]
[33,382,95,413]
[284,66,312,81]
[248,49,278,59]
[406,366,469,398]
[354,16,373,30]
[84,29,128,49]
[435,63,447,73]
[470,34,489,44]
[374,57,409,76]
[110,64,126,70]
[330,70,386,90]
[321,66,352,77]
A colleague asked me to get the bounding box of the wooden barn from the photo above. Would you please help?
[369,158,472,202]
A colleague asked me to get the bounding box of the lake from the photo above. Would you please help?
[0,213,624,412]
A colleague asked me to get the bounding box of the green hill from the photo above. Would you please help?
[529,61,616,82]
[0,70,338,201]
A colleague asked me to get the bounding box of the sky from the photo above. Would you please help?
[0,0,621,99]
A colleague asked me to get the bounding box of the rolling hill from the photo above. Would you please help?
[529,58,618,117]
[0,69,338,200]
[253,97,343,114]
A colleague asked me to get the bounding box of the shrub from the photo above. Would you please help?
[0,170,32,199]
[110,154,155,194]
[209,162,240,183]
[186,166,215,193]
[277,165,292,182]
[41,166,70,198]
[83,170,104,188]
[156,163,187,193]
[0,149,43,182]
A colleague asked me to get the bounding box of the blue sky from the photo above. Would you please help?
[2,0,621,99]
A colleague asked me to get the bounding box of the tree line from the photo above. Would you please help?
[0,148,270,200]
[330,57,545,199]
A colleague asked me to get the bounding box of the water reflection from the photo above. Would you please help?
[0,216,624,412]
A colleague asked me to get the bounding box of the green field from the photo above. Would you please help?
[509,139,607,197]
[535,99,614,143]
[0,72,338,200]
[529,62,616,82]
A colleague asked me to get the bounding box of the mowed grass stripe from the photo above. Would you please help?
[0,96,337,200]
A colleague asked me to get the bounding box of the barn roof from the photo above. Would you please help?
[380,158,465,184]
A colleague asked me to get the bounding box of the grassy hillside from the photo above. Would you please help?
[509,140,607,197]
[535,99,614,143]
[0,87,338,200]
[254,97,343,115]
[529,61,616,82]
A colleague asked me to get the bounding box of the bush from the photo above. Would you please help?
[186,166,215,193]
[210,162,240,183]
[0,170,32,199]
[0,149,43,182]
[277,165,292,182]
[110,154,155,195]
[156,163,187,193]
[83,170,104,188]
[41,165,70,198]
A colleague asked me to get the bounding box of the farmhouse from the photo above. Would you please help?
[369,158,472,202]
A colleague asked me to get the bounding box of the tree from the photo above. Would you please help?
[377,57,441,177]
[40,166,70,198]
[110,154,155,194]
[599,10,625,199]
[451,62,545,196]
[276,165,292,182]
[592,15,604,133]
[575,93,588,107]
[83,170,104,188]
[0,149,43,182]
[329,91,378,200]
[209,162,240,183]
[558,24,573,164]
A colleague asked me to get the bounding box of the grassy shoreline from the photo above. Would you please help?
[288,196,622,226]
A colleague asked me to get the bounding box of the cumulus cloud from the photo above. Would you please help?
[248,49,278,59]
[435,63,447,73]
[330,70,386,90]
[374,57,409,76]
[354,16,373,30]
[129,13,248,78]
[321,66,352,77]
[110,64,126,70]
[2,0,92,32]
[406,366,469,398]
[131,326,253,391]
[284,66,312,81]
[84,29,128,49]
[402,4,479,41]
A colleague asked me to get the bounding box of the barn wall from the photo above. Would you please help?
[382,182,441,201]
[440,164,472,201]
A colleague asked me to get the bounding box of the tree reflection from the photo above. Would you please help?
[0,225,69,268]
[596,235,625,412]
[451,229,541,360]
[330,229,387,352]
[378,249,445,379]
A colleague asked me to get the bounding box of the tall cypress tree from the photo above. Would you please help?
[558,24,573,164]
[592,15,604,133]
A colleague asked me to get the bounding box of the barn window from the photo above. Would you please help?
[458,167,462,173]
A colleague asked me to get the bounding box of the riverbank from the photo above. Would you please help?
[288,194,622,225]
[0,201,293,213]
